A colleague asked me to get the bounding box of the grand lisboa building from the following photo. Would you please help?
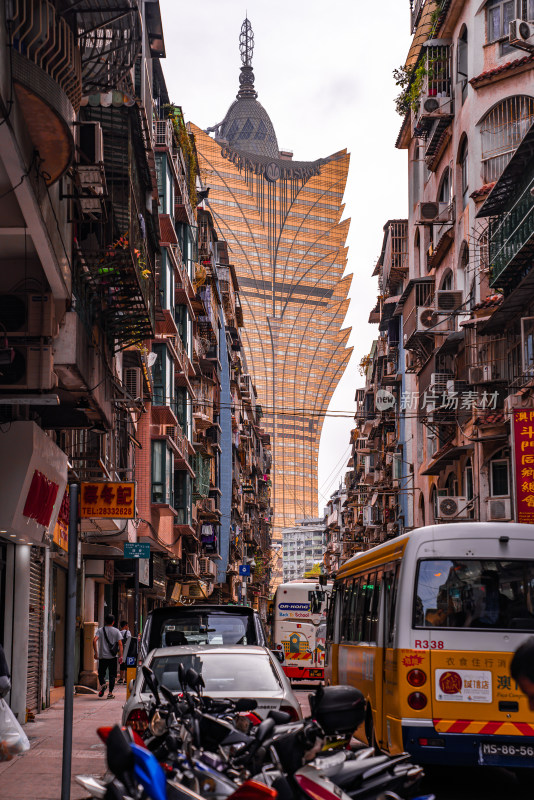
[192,19,352,574]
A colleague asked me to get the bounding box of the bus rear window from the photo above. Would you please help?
[414,559,534,630]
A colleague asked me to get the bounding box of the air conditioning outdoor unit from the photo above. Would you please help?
[78,121,104,164]
[124,367,142,399]
[436,496,469,520]
[416,306,439,332]
[362,506,372,526]
[415,201,452,225]
[509,19,534,51]
[435,290,463,313]
[185,553,199,576]
[199,557,217,578]
[430,372,450,393]
[469,365,496,384]
[0,345,56,390]
[420,94,452,116]
[0,293,55,337]
[488,498,512,521]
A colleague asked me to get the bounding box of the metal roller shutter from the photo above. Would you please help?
[26,547,44,716]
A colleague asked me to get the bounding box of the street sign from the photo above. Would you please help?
[80,482,135,519]
[238,564,251,577]
[124,542,150,559]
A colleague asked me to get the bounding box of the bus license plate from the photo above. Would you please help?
[479,742,534,764]
[308,669,322,678]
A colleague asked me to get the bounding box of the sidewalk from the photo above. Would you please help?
[0,685,127,800]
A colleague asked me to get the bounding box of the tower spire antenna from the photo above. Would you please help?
[237,17,257,99]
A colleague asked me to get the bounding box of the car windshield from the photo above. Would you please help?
[147,652,283,693]
[158,612,253,647]
[414,559,534,630]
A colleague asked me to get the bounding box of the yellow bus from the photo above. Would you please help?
[324,523,534,768]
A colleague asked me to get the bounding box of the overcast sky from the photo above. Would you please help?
[159,0,412,514]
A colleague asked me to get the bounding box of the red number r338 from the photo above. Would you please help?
[414,640,444,649]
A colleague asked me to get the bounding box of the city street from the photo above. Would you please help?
[0,684,532,799]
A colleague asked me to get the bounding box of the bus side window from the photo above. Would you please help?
[348,578,360,641]
[326,588,336,642]
[341,580,354,641]
[368,569,382,643]
[362,571,378,642]
[354,574,368,642]
[385,563,400,648]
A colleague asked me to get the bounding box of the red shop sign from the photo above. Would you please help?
[513,409,534,524]
[22,469,60,528]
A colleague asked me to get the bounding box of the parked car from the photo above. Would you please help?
[139,605,268,663]
[123,644,302,730]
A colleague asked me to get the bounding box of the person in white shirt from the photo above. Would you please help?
[93,614,123,698]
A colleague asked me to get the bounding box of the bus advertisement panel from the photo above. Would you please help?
[273,580,332,681]
[325,523,534,768]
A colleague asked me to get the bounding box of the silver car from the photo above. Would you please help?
[123,644,302,731]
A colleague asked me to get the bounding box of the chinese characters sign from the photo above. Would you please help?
[80,482,135,519]
[435,669,492,703]
[513,410,534,524]
[53,487,70,551]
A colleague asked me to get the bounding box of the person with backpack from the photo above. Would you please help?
[116,621,131,685]
[93,614,123,699]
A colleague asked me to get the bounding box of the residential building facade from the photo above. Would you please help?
[328,0,534,565]
[282,519,325,582]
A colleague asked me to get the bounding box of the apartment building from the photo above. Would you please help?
[329,0,534,558]
[282,519,325,582]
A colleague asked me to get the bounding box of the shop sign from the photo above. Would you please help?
[52,487,70,551]
[80,482,135,519]
[124,542,150,559]
[23,469,59,527]
[513,410,534,523]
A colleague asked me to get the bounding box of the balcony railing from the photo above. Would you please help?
[10,0,82,111]
[489,174,534,289]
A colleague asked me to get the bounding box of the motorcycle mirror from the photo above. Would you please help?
[142,665,160,706]
[271,649,284,664]
[177,661,186,689]
[185,667,201,692]
[159,684,178,706]
[235,698,257,712]
[106,725,135,780]
[255,717,276,744]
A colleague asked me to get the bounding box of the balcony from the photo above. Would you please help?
[8,0,82,183]
[488,173,534,291]
[400,278,435,349]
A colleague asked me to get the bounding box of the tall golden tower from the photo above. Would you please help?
[193,19,351,574]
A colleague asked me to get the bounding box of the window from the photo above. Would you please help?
[481,96,534,182]
[440,270,453,290]
[174,471,192,525]
[459,137,469,208]
[152,440,174,505]
[487,0,515,42]
[457,25,468,103]
[414,558,534,630]
[385,563,400,648]
[521,316,534,374]
[160,250,175,314]
[152,343,174,407]
[491,448,510,496]
[438,168,451,206]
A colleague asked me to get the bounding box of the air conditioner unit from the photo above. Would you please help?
[420,94,452,116]
[469,365,496,384]
[509,18,534,50]
[0,345,56,390]
[415,201,452,225]
[488,498,512,521]
[124,367,142,399]
[199,557,217,578]
[362,506,372,526]
[430,372,450,392]
[0,293,55,337]
[78,121,104,164]
[185,553,199,576]
[435,290,463,313]
[405,351,417,372]
[436,496,469,520]
[416,306,439,332]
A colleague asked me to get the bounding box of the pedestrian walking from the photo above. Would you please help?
[93,614,123,699]
[511,636,534,710]
[116,621,131,684]
[0,642,10,698]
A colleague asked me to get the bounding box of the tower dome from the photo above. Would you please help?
[209,18,279,159]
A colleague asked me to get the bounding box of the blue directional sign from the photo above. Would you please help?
[124,542,150,559]
[238,564,251,577]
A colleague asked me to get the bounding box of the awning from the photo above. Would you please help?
[434,330,464,357]
[480,268,534,334]
[421,444,473,476]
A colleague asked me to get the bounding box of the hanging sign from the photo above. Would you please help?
[513,410,534,524]
[80,482,135,519]
[52,487,70,551]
